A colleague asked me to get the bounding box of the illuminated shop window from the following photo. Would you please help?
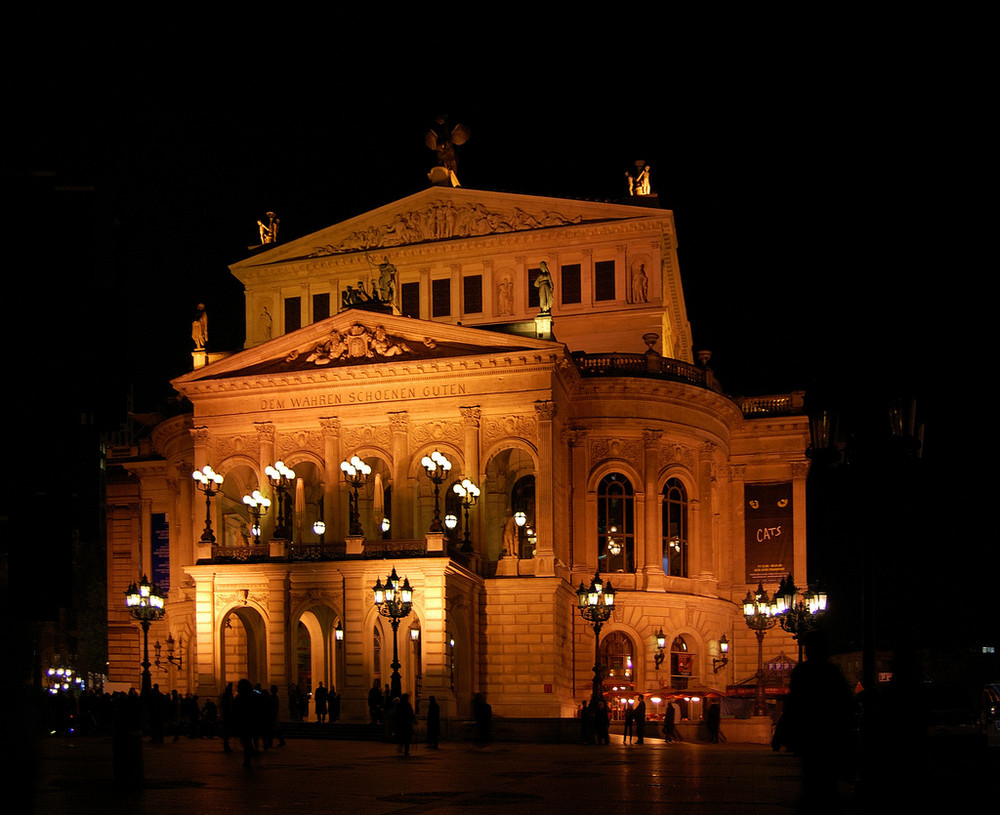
[671,635,694,689]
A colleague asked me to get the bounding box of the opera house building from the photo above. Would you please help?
[105,180,810,726]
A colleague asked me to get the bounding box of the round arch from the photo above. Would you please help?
[218,601,269,690]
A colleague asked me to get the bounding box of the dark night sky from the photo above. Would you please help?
[7,31,992,650]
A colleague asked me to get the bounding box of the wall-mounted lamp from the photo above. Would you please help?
[654,629,666,670]
[712,634,730,673]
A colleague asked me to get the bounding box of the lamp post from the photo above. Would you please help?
[775,573,828,662]
[192,465,224,543]
[452,477,480,553]
[421,450,452,532]
[340,455,372,536]
[264,461,295,539]
[242,489,271,539]
[373,566,413,700]
[743,583,778,716]
[125,575,166,695]
[576,572,615,703]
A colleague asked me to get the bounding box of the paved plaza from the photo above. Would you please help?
[27,730,995,815]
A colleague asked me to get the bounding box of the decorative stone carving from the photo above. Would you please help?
[308,201,583,257]
[278,429,324,458]
[533,400,557,421]
[216,433,261,460]
[342,425,393,450]
[591,437,641,468]
[658,443,696,471]
[409,420,462,450]
[216,586,267,613]
[286,323,414,366]
[482,414,538,445]
[387,412,409,434]
[459,406,482,427]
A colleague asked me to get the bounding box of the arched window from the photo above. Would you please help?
[670,635,694,689]
[598,472,635,573]
[600,631,635,695]
[373,625,382,684]
[662,478,688,577]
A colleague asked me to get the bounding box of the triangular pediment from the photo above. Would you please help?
[172,309,564,389]
[231,186,671,272]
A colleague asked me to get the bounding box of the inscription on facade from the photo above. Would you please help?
[259,383,467,411]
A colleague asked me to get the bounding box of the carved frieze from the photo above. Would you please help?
[275,429,324,459]
[591,437,642,468]
[216,433,262,461]
[215,586,267,614]
[342,424,393,451]
[308,200,583,256]
[409,420,463,451]
[482,414,538,445]
[659,442,696,471]
[286,323,425,366]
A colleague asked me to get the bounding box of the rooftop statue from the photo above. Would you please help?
[626,161,653,196]
[426,116,470,187]
[192,303,208,350]
[258,211,280,244]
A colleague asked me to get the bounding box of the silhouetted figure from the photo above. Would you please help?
[426,695,441,749]
[368,680,383,724]
[707,702,721,743]
[595,700,611,745]
[623,702,635,743]
[232,679,258,769]
[269,685,285,746]
[315,682,328,723]
[393,693,417,756]
[634,695,646,743]
[775,631,853,814]
[220,682,234,751]
[662,699,678,742]
[473,692,492,743]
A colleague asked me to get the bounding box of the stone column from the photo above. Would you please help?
[533,400,557,576]
[255,422,278,542]
[319,417,342,539]
[615,244,628,302]
[642,429,665,590]
[191,426,214,562]
[192,573,219,697]
[459,406,482,554]
[730,464,747,587]
[565,427,589,572]
[697,443,716,580]
[388,412,410,538]
[175,460,195,566]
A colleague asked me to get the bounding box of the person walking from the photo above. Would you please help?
[393,693,417,756]
[623,701,635,744]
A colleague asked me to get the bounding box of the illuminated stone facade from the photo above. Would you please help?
[106,186,809,722]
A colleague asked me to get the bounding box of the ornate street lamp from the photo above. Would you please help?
[775,574,829,662]
[125,574,166,694]
[421,450,452,532]
[576,572,615,703]
[192,465,224,543]
[452,477,480,553]
[373,566,413,700]
[743,583,779,716]
[340,455,372,536]
[243,489,271,539]
[264,460,295,539]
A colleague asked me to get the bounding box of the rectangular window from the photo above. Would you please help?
[432,278,451,317]
[463,274,483,314]
[561,264,581,304]
[595,260,616,301]
[284,297,301,332]
[312,293,330,323]
[527,267,541,309]
[401,282,420,318]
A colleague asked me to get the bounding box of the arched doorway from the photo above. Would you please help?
[220,605,268,688]
[600,631,635,718]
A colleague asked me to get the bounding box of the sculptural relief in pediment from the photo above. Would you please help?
[308,200,583,257]
[286,322,427,366]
